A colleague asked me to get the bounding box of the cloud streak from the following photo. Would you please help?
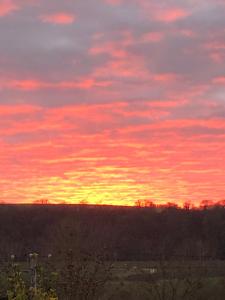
[40,13,76,25]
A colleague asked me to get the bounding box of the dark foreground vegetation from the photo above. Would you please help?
[0,204,224,299]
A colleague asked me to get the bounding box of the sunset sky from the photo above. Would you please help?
[0,0,225,205]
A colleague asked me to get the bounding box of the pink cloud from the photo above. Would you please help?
[139,1,190,23]
[155,8,189,22]
[213,77,225,84]
[141,32,164,43]
[10,79,47,91]
[40,12,76,25]
[104,0,122,5]
[89,42,128,58]
[58,78,112,89]
[0,0,18,17]
[153,73,177,83]
[2,78,112,91]
[90,31,134,58]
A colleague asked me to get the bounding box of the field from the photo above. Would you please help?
[101,260,225,300]
[1,259,225,299]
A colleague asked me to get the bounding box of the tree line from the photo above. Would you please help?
[0,204,224,262]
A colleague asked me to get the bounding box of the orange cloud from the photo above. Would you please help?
[119,118,225,134]
[1,100,225,206]
[40,13,76,25]
[0,104,41,115]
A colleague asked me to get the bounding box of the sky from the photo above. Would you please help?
[0,0,225,205]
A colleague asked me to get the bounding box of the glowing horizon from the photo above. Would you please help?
[0,0,225,205]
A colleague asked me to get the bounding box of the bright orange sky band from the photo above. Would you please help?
[0,0,225,206]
